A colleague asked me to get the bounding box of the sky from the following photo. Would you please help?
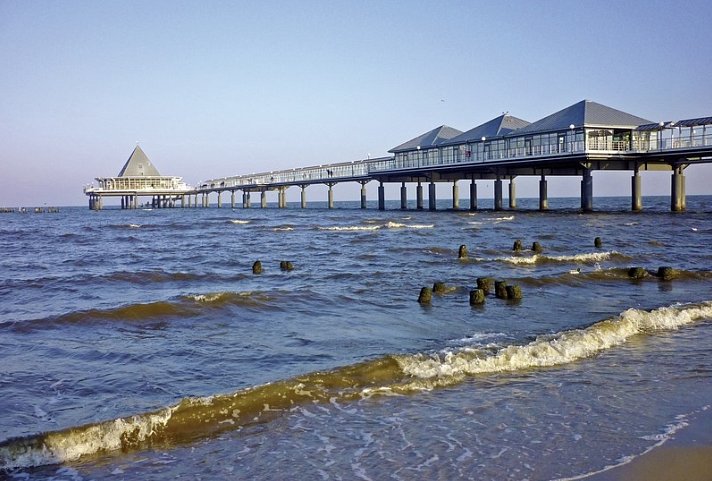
[1,0,711,207]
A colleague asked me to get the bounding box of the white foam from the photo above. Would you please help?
[229,220,250,224]
[481,251,618,265]
[0,408,174,470]
[128,224,141,228]
[318,222,433,232]
[397,302,712,380]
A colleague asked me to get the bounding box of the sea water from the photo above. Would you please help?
[1,196,711,480]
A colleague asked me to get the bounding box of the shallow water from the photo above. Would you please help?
[1,195,711,480]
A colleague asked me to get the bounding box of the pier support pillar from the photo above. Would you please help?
[280,187,287,208]
[428,181,437,211]
[301,185,307,209]
[261,190,267,208]
[217,191,222,208]
[452,181,459,210]
[469,179,477,211]
[193,194,198,208]
[539,175,548,211]
[508,177,516,209]
[132,196,138,209]
[416,181,424,210]
[328,183,335,209]
[378,181,385,211]
[121,196,125,209]
[359,182,367,209]
[581,168,593,212]
[245,192,251,208]
[671,167,686,212]
[180,195,185,208]
[632,169,642,212]
[494,177,503,211]
[231,191,236,209]
[400,182,407,210]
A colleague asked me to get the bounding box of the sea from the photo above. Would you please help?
[1,195,711,481]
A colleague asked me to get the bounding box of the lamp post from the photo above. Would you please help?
[481,137,486,160]
[569,124,575,153]
[416,145,421,168]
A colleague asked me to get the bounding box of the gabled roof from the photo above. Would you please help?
[512,100,653,135]
[389,125,463,153]
[117,145,161,177]
[442,114,530,145]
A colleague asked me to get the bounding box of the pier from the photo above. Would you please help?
[85,101,712,212]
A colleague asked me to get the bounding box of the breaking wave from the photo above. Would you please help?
[318,222,433,232]
[478,251,628,265]
[1,301,710,471]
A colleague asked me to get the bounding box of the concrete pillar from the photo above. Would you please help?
[539,175,548,211]
[452,181,459,210]
[416,181,424,210]
[245,192,251,208]
[217,191,222,208]
[469,179,477,211]
[301,186,307,209]
[400,182,407,210]
[428,181,437,211]
[242,192,247,208]
[231,191,236,209]
[378,181,385,211]
[180,195,185,208]
[261,190,267,208]
[121,196,125,209]
[632,169,642,211]
[671,168,685,211]
[133,196,138,209]
[494,177,503,211]
[508,177,516,209]
[328,184,335,209]
[581,168,593,212]
[360,182,367,209]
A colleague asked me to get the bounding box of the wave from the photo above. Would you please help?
[2,291,272,330]
[477,251,628,265]
[2,301,710,470]
[318,222,433,232]
[229,220,250,225]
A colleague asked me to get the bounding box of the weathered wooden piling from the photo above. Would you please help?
[469,289,486,305]
[495,280,509,299]
[532,242,543,253]
[433,281,447,294]
[512,239,523,252]
[280,261,294,271]
[476,277,494,295]
[627,267,647,279]
[252,260,263,274]
[594,236,603,248]
[418,287,432,304]
[506,285,523,300]
[656,266,678,281]
[458,244,468,259]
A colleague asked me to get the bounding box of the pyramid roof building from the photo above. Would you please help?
[442,114,530,145]
[389,125,463,153]
[512,100,653,135]
[117,145,161,177]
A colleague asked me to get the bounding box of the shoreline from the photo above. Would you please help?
[582,405,712,481]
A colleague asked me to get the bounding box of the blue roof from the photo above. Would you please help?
[442,114,530,145]
[389,125,463,153]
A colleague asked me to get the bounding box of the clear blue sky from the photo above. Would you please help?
[1,0,711,206]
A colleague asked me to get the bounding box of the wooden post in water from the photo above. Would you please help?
[401,182,407,210]
[359,181,367,209]
[416,181,424,210]
[581,168,593,212]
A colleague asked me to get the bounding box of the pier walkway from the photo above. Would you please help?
[85,101,712,212]
[194,101,712,212]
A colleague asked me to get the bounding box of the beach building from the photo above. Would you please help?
[84,146,193,210]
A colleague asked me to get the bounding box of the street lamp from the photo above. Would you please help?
[569,124,575,153]
[481,137,486,160]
